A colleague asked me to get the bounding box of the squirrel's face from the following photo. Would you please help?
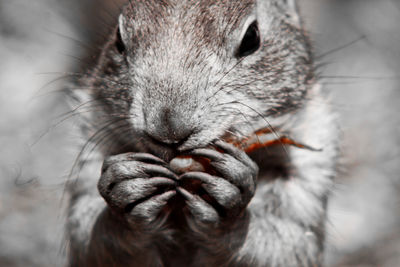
[90,0,314,159]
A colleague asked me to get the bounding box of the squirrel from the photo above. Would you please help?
[66,0,339,266]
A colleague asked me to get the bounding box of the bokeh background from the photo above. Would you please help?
[0,0,399,266]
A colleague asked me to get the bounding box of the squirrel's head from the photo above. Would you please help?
[83,0,314,160]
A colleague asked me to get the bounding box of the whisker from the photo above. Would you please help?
[44,28,99,53]
[36,71,127,87]
[214,106,262,147]
[30,95,130,146]
[206,57,246,103]
[62,118,123,203]
[67,117,129,180]
[315,35,366,59]
[320,75,400,81]
[77,123,132,177]
[216,100,289,157]
[64,119,132,202]
[58,52,94,66]
[101,125,139,157]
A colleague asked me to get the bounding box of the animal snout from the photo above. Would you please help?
[145,107,194,149]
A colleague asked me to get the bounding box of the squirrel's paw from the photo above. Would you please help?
[178,141,258,229]
[98,153,177,229]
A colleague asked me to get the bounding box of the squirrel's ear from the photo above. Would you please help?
[282,0,301,27]
[118,15,128,41]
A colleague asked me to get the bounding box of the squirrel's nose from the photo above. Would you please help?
[145,107,193,148]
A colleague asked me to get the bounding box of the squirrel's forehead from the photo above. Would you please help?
[121,0,256,33]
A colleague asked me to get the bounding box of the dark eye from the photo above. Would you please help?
[236,21,261,58]
[115,27,125,54]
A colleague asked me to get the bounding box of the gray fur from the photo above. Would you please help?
[67,0,339,266]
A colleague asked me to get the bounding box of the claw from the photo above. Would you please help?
[214,140,257,169]
[129,190,176,223]
[180,172,241,209]
[188,148,225,162]
[142,164,179,181]
[102,153,166,173]
[179,172,215,184]
[132,153,167,165]
[177,187,219,225]
[106,177,176,210]
[214,140,240,154]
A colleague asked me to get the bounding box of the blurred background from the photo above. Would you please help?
[0,0,399,266]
